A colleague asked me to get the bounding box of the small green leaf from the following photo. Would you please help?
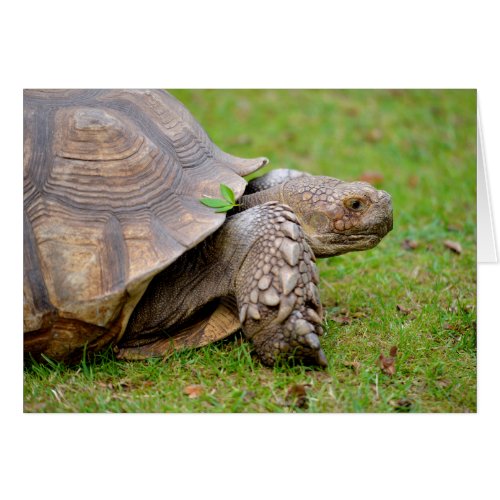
[199,197,231,208]
[214,205,234,213]
[200,184,239,213]
[220,183,236,205]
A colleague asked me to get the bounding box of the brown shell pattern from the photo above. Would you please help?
[23,89,267,360]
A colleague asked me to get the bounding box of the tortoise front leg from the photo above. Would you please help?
[232,201,327,367]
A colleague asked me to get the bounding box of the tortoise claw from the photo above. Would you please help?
[317,348,328,368]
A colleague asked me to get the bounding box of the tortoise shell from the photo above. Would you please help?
[23,89,267,361]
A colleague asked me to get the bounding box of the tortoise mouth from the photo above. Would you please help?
[306,233,383,257]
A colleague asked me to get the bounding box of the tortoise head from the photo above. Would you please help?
[281,176,393,257]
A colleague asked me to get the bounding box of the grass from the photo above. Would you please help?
[23,89,477,413]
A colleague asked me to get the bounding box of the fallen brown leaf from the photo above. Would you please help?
[358,171,384,186]
[444,240,462,254]
[435,379,451,389]
[388,89,405,96]
[365,128,384,143]
[377,346,398,376]
[183,384,203,398]
[396,304,412,315]
[345,106,360,117]
[286,384,311,409]
[408,175,419,188]
[402,239,418,250]
[378,355,396,376]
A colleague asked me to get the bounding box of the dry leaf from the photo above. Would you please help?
[286,384,311,408]
[359,171,384,185]
[435,379,451,389]
[365,128,384,143]
[396,304,412,315]
[183,384,203,398]
[408,175,419,188]
[377,346,398,376]
[378,354,396,375]
[345,106,360,117]
[444,240,462,254]
[402,239,418,250]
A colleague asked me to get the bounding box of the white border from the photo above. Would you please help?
[3,1,499,498]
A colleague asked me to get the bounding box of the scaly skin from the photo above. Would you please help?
[240,175,393,257]
[121,173,393,367]
[234,202,326,366]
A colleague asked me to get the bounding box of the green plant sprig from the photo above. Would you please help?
[199,184,239,213]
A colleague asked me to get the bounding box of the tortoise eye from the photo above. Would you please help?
[346,198,365,211]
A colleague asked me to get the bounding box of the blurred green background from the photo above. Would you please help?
[171,89,476,229]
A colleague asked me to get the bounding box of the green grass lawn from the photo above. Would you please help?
[23,89,476,412]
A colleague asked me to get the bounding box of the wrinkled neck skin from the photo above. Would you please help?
[239,185,283,212]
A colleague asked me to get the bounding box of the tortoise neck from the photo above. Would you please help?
[238,184,283,211]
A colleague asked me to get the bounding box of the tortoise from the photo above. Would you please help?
[23,89,393,367]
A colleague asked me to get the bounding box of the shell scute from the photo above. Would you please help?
[23,89,268,360]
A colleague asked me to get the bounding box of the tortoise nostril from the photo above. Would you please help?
[375,190,393,233]
[378,190,391,202]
